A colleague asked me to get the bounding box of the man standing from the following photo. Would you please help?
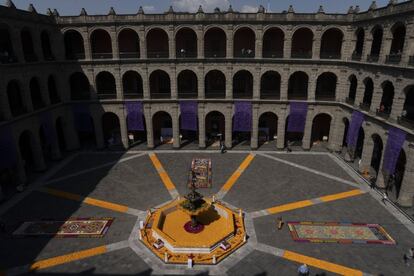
[298,263,310,275]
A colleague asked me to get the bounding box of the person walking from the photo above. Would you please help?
[298,263,310,275]
[408,248,414,260]
[403,253,410,267]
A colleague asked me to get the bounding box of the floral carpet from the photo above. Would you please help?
[188,158,212,188]
[12,218,113,238]
[288,221,396,245]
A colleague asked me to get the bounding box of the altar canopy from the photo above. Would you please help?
[180,101,198,131]
[287,102,308,133]
[40,111,54,145]
[233,101,252,132]
[346,111,365,149]
[0,126,17,170]
[72,104,94,132]
[383,127,406,175]
[125,101,144,131]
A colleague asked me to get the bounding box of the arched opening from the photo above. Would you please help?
[118,28,140,59]
[102,112,122,148]
[311,113,332,148]
[291,28,313,58]
[0,26,16,63]
[288,71,308,100]
[232,116,251,148]
[258,112,278,148]
[355,127,365,159]
[401,86,414,126]
[152,111,173,147]
[285,116,304,146]
[177,70,198,99]
[393,149,406,200]
[368,26,383,62]
[7,81,26,117]
[40,31,53,60]
[127,111,147,147]
[262,27,284,58]
[352,28,365,60]
[370,134,383,176]
[388,23,406,63]
[70,72,90,101]
[233,27,255,58]
[320,28,343,59]
[176,28,197,58]
[361,78,374,111]
[56,117,67,152]
[90,29,113,59]
[261,71,281,99]
[205,70,225,99]
[21,28,37,62]
[150,70,171,99]
[204,28,226,58]
[48,75,60,104]
[347,75,357,104]
[341,118,349,148]
[96,71,116,99]
[147,28,169,58]
[205,111,225,147]
[233,70,253,99]
[39,125,52,162]
[315,72,337,101]
[378,81,394,117]
[19,130,36,175]
[122,71,143,99]
[64,30,85,60]
[29,78,44,110]
[76,114,96,149]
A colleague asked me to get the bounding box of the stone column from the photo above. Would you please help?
[226,26,234,59]
[144,105,154,148]
[312,28,322,59]
[302,107,314,150]
[196,26,204,59]
[138,28,147,59]
[198,66,205,99]
[11,27,25,63]
[402,22,414,64]
[50,125,62,160]
[170,66,177,100]
[277,107,287,149]
[379,28,392,63]
[169,25,176,59]
[308,70,317,101]
[110,27,119,60]
[355,78,365,106]
[283,29,292,59]
[225,104,233,148]
[65,106,80,151]
[359,126,374,173]
[280,68,289,100]
[57,71,69,103]
[85,69,98,100]
[255,27,263,59]
[336,70,347,102]
[92,111,105,149]
[226,67,233,99]
[119,109,129,149]
[32,131,47,171]
[32,28,43,61]
[370,79,382,113]
[198,104,206,148]
[142,67,150,99]
[328,108,345,152]
[172,105,180,148]
[22,78,33,112]
[251,104,259,149]
[390,79,404,121]
[39,76,50,106]
[51,30,65,61]
[82,28,92,60]
[398,144,414,207]
[253,67,261,100]
[114,67,123,99]
[362,27,372,62]
[342,26,354,60]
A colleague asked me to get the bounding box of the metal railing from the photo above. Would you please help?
[119,52,140,59]
[320,52,341,59]
[205,91,226,99]
[147,51,169,58]
[204,51,226,58]
[386,54,402,64]
[351,53,362,61]
[233,91,253,99]
[66,52,85,60]
[260,91,281,99]
[178,92,198,99]
[150,93,171,99]
[291,51,312,59]
[176,51,197,58]
[359,102,371,111]
[376,108,391,119]
[367,54,379,62]
[288,92,307,100]
[92,53,113,59]
[262,51,283,58]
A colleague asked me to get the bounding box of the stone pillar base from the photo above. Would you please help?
[376,172,386,189]
[397,195,414,207]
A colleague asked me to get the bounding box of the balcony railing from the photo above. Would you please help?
[288,93,307,100]
[320,52,341,59]
[233,90,253,99]
[0,54,18,64]
[24,53,38,62]
[345,97,355,105]
[92,53,113,59]
[291,51,312,59]
[97,92,116,99]
[205,51,226,58]
[44,54,55,61]
[367,54,379,62]
[151,93,171,99]
[386,54,402,64]
[124,94,143,99]
[119,52,140,59]
[205,91,226,99]
[351,53,362,61]
[147,51,169,59]
[315,95,336,101]
[359,102,371,111]
[11,106,27,117]
[32,101,45,110]
[176,51,197,58]
[262,51,283,58]
[260,90,281,99]
[376,108,391,119]
[234,51,255,58]
[178,91,198,99]
[398,115,414,129]
[66,52,85,60]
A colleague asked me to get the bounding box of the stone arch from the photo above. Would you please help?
[152,111,173,147]
[369,25,383,60]
[0,23,16,63]
[150,70,171,99]
[146,28,169,58]
[90,29,113,59]
[64,29,85,60]
[262,27,284,58]
[55,116,67,152]
[233,27,256,58]
[347,74,358,104]
[29,77,44,110]
[341,117,350,148]
[21,27,37,62]
[204,27,226,58]
[96,71,116,99]
[291,27,313,58]
[205,111,225,147]
[175,27,197,58]
[40,30,53,60]
[390,22,406,55]
[69,72,90,101]
[18,130,38,174]
[258,112,278,147]
[402,85,414,123]
[233,70,253,99]
[122,70,143,98]
[320,28,343,59]
[48,75,60,104]
[353,27,365,59]
[177,70,198,99]
[315,72,337,101]
[102,112,122,148]
[260,71,281,99]
[7,80,25,117]
[379,81,394,116]
[311,113,332,147]
[288,71,308,100]
[205,70,225,99]
[361,77,374,110]
[118,28,140,58]
[370,134,384,176]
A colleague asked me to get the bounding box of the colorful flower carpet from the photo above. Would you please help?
[288,221,396,245]
[188,158,212,188]
[13,218,113,238]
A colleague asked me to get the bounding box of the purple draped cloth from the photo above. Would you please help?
[383,127,406,175]
[346,111,365,148]
[72,104,93,132]
[0,126,17,170]
[40,111,54,145]
[287,102,308,133]
[180,101,198,131]
[125,101,144,131]
[233,101,252,132]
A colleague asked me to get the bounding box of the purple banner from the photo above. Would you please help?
[125,101,144,131]
[346,111,365,148]
[0,126,17,170]
[180,101,198,131]
[72,104,94,132]
[287,102,308,133]
[233,101,252,132]
[40,111,54,145]
[383,127,406,175]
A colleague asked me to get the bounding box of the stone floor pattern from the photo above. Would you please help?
[1,150,414,275]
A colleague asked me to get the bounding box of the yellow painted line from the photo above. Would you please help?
[149,153,176,191]
[220,154,255,192]
[266,189,364,215]
[319,189,364,203]
[30,245,107,271]
[40,187,129,213]
[282,250,363,276]
[267,200,314,214]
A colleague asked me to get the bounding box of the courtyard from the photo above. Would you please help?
[0,150,413,275]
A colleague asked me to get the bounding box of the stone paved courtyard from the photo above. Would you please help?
[1,150,414,275]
